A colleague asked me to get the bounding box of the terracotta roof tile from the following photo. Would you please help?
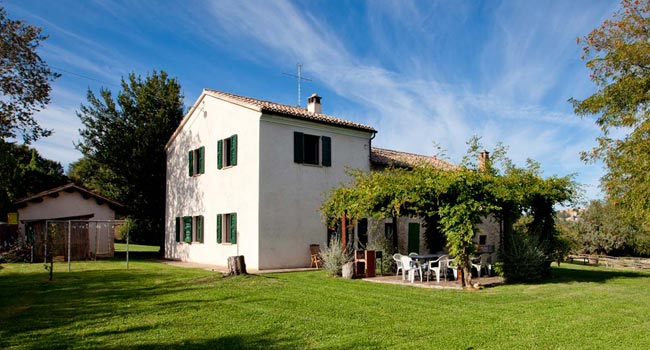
[204,89,376,132]
[370,147,457,170]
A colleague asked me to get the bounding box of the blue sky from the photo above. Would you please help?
[6,0,618,202]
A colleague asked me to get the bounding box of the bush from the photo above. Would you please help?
[319,236,352,276]
[502,233,547,282]
[366,232,395,274]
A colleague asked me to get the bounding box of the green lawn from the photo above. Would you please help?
[1,261,649,350]
[114,242,160,252]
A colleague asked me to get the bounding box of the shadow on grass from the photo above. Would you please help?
[114,251,160,260]
[0,262,225,349]
[97,331,299,350]
[505,264,650,286]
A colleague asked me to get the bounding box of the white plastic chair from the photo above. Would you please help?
[400,255,422,283]
[427,255,448,283]
[393,253,403,280]
[472,253,491,277]
[447,258,458,280]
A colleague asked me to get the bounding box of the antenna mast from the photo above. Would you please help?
[283,63,312,107]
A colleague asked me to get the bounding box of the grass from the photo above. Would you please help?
[114,243,160,252]
[1,261,649,350]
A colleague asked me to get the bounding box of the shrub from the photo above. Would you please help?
[502,233,547,282]
[366,232,395,274]
[319,236,352,276]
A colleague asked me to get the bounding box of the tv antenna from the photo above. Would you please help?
[283,63,311,107]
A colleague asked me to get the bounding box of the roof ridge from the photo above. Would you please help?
[204,89,376,132]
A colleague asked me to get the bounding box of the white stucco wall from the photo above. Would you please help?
[165,94,261,268]
[17,191,117,233]
[258,115,373,269]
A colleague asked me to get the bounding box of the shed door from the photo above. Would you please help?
[408,222,420,254]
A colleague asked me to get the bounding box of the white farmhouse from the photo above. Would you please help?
[165,90,500,270]
[164,90,376,269]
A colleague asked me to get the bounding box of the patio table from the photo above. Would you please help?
[408,254,440,281]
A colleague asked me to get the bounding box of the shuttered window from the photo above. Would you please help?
[218,135,238,169]
[188,147,205,176]
[216,212,238,244]
[293,131,331,167]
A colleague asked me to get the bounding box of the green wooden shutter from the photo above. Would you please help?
[183,216,192,243]
[230,134,237,166]
[321,136,331,166]
[217,140,223,169]
[198,146,205,174]
[216,214,222,243]
[188,150,194,176]
[175,217,180,242]
[230,213,237,244]
[197,215,204,243]
[408,222,420,254]
[294,132,304,163]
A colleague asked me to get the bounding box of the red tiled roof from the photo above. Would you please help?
[370,147,457,170]
[204,89,376,132]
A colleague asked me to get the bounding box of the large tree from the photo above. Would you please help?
[573,0,650,252]
[76,71,184,252]
[0,140,67,219]
[0,7,59,143]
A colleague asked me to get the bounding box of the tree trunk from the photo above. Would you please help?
[227,255,247,276]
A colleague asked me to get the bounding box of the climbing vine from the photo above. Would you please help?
[322,141,576,287]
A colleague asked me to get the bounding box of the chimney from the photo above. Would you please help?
[478,150,490,171]
[307,93,322,114]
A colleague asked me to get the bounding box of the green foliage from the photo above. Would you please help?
[556,200,640,256]
[322,137,576,286]
[75,70,184,249]
[0,7,59,143]
[366,222,395,273]
[501,233,547,282]
[0,141,67,219]
[319,236,352,276]
[114,217,134,242]
[572,0,650,242]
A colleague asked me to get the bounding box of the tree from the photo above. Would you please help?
[0,140,67,219]
[76,70,184,252]
[572,0,650,247]
[0,7,59,143]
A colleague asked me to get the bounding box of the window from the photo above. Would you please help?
[384,223,393,240]
[179,215,204,243]
[188,146,205,177]
[218,135,238,169]
[216,212,237,244]
[478,235,487,245]
[294,132,331,167]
